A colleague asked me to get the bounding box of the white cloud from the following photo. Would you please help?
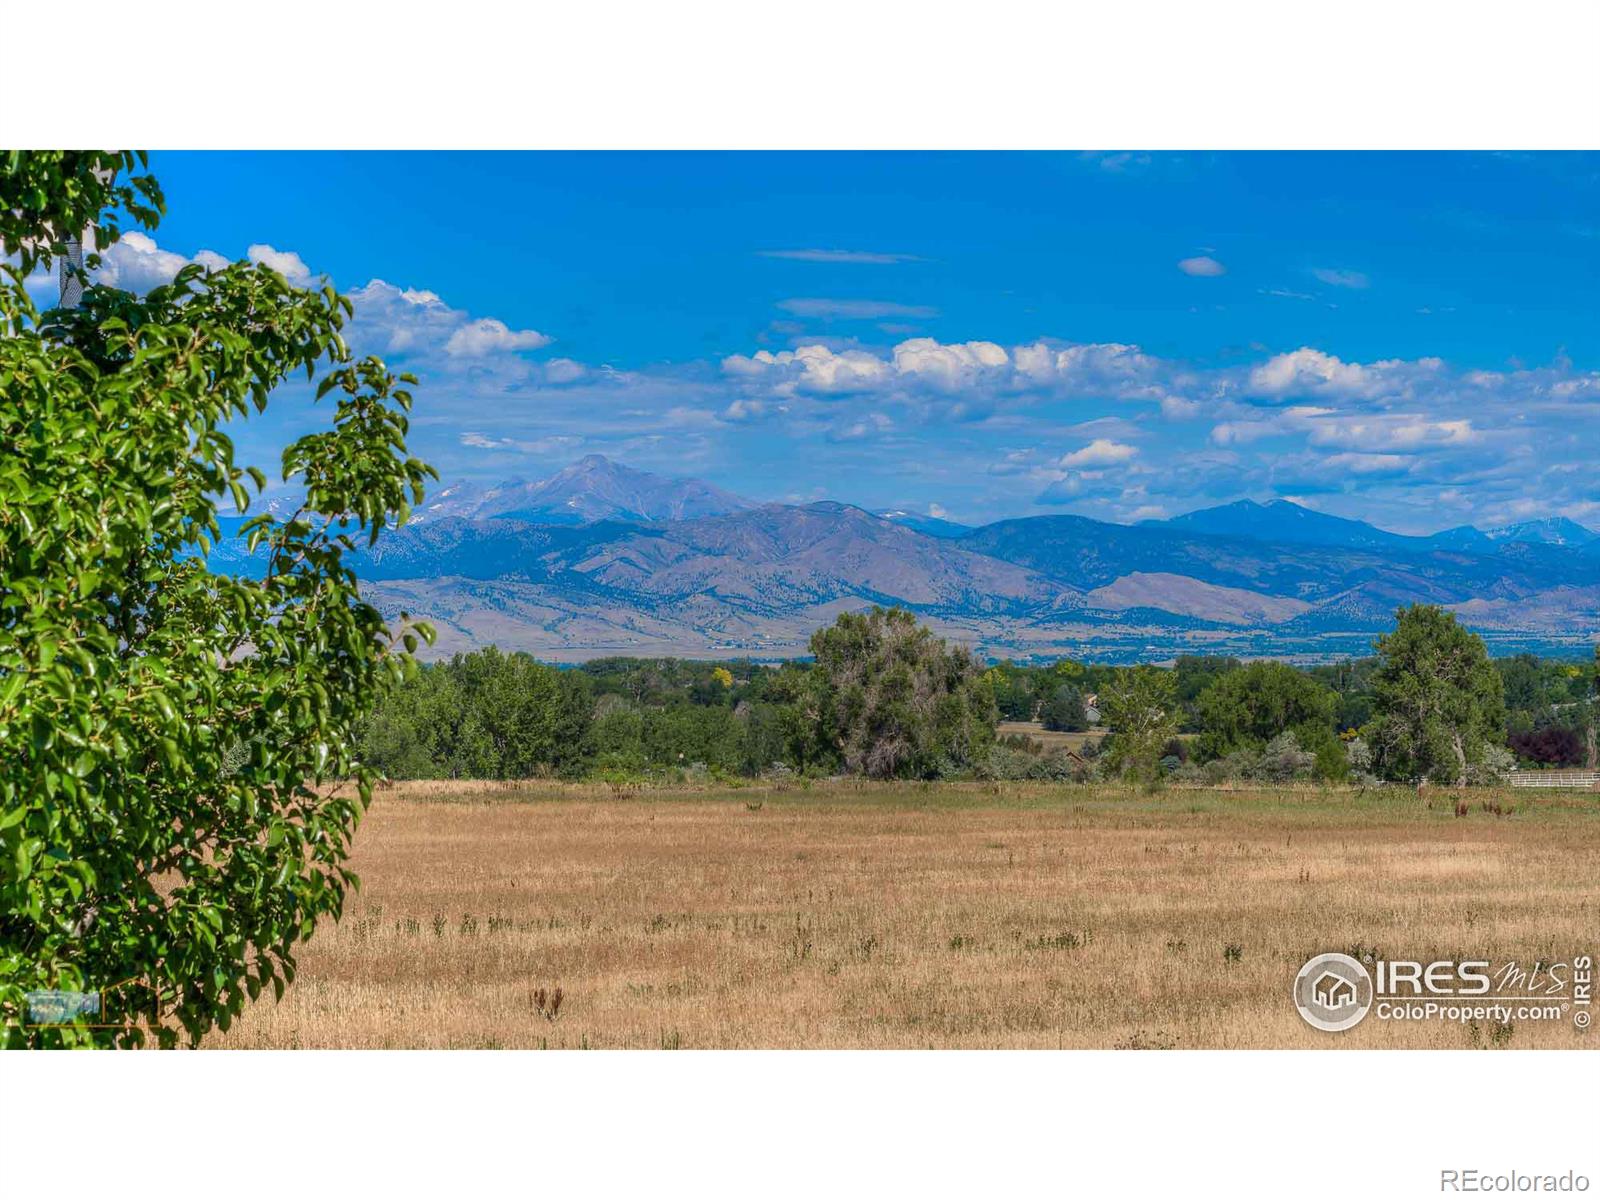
[777,297,937,320]
[1250,348,1371,396]
[1177,255,1226,277]
[1059,439,1139,468]
[891,338,1008,389]
[1211,405,1479,454]
[759,249,922,264]
[444,317,553,357]
[1013,341,1170,401]
[347,279,554,364]
[246,243,313,285]
[722,344,893,394]
[725,336,1181,414]
[1306,415,1477,452]
[459,431,582,455]
[1317,451,1415,475]
[1246,347,1439,400]
[1312,267,1370,289]
[89,232,232,293]
[1082,151,1153,173]
[542,358,586,384]
[347,279,462,353]
[826,412,893,442]
[96,232,193,291]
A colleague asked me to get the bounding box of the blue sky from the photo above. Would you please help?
[70,151,1600,532]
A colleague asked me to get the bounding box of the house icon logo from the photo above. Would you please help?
[1293,953,1374,1031]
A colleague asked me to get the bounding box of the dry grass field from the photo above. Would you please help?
[997,720,1102,753]
[996,721,1196,755]
[214,780,1599,1050]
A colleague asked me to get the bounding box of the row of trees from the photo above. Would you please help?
[361,607,999,781]
[986,644,1596,758]
[361,604,1599,788]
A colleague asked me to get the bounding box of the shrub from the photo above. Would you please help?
[1252,732,1317,783]
[809,607,998,779]
[1468,744,1517,785]
[1508,725,1584,767]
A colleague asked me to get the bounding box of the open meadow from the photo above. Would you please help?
[215,780,1600,1050]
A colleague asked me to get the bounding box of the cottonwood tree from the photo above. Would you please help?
[1040,683,1088,732]
[1098,665,1179,787]
[1194,661,1345,779]
[1364,604,1504,786]
[0,152,434,1047]
[808,607,997,779]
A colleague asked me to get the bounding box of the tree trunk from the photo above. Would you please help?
[1451,731,1467,787]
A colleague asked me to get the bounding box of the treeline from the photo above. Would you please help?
[359,607,996,782]
[358,605,1599,786]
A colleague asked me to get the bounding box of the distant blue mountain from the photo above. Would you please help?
[1484,517,1600,548]
[199,458,1600,661]
[418,454,752,526]
[1427,524,1494,552]
[1157,498,1413,551]
[877,510,971,539]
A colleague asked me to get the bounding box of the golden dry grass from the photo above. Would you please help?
[997,720,1101,752]
[214,780,1600,1050]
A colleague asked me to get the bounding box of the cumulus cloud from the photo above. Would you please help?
[347,279,462,353]
[1177,255,1226,277]
[1013,341,1167,397]
[892,338,1009,389]
[247,244,314,285]
[85,231,233,293]
[722,345,892,394]
[96,232,193,291]
[444,317,553,357]
[347,279,553,363]
[1247,347,1441,401]
[723,336,1183,411]
[1059,439,1139,468]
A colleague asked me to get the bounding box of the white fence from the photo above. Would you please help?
[1506,769,1600,790]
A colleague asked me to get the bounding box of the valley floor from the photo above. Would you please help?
[213,780,1600,1050]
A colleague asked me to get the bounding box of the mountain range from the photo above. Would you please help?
[212,456,1600,662]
